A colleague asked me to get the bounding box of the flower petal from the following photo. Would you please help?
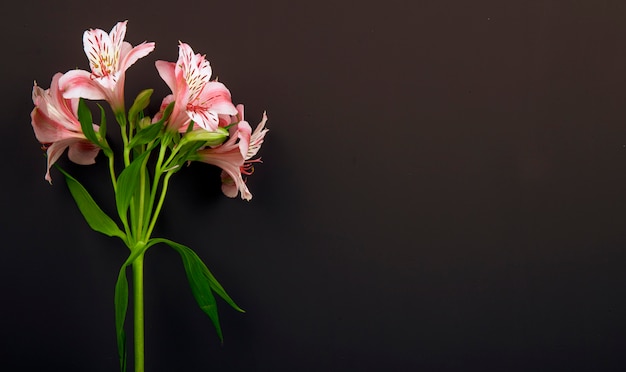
[44,138,76,183]
[68,140,100,165]
[109,20,127,54]
[196,147,251,200]
[119,41,156,72]
[155,60,177,93]
[31,107,69,143]
[177,42,212,100]
[59,70,107,101]
[188,109,220,131]
[83,27,113,77]
[246,111,269,159]
[236,120,252,159]
[221,170,252,200]
[198,81,238,115]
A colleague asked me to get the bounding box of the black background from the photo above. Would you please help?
[3,1,626,371]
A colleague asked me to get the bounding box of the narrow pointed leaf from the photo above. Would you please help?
[115,150,151,220]
[97,103,107,140]
[172,241,223,341]
[77,98,100,145]
[128,121,163,148]
[114,265,128,372]
[56,166,125,240]
[187,253,223,341]
[150,238,245,342]
[161,101,175,123]
[194,253,244,312]
[155,238,244,311]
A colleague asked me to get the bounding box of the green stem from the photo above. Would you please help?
[145,171,173,239]
[107,151,118,191]
[117,112,131,167]
[132,251,145,372]
[136,155,151,239]
[162,142,183,170]
[142,140,170,238]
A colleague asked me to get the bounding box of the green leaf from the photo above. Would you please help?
[185,120,195,134]
[115,150,152,221]
[56,166,126,240]
[97,103,107,140]
[77,98,100,145]
[114,265,128,372]
[160,101,175,123]
[150,238,245,342]
[128,121,163,148]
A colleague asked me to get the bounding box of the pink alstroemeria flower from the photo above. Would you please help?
[194,105,268,201]
[31,73,101,183]
[155,42,237,132]
[59,20,155,113]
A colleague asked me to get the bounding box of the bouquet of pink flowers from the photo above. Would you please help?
[29,20,268,372]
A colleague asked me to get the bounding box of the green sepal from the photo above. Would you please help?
[128,89,153,127]
[56,165,126,241]
[115,149,152,222]
[150,238,245,343]
[77,98,100,146]
[128,121,164,149]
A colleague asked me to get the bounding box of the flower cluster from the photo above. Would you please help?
[31,20,268,201]
[28,20,268,372]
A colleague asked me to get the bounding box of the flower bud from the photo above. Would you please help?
[128,89,153,126]
[182,127,229,147]
[138,116,152,129]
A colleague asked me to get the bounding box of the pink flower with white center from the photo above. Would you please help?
[193,106,268,201]
[59,20,155,113]
[31,73,101,183]
[155,42,237,132]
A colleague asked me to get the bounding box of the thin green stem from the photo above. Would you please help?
[142,140,170,238]
[162,143,183,170]
[107,151,118,190]
[117,112,131,167]
[132,251,145,372]
[145,171,173,239]
[136,155,151,240]
[128,119,135,149]
[123,145,131,168]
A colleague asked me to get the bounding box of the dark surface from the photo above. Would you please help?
[3,1,626,371]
